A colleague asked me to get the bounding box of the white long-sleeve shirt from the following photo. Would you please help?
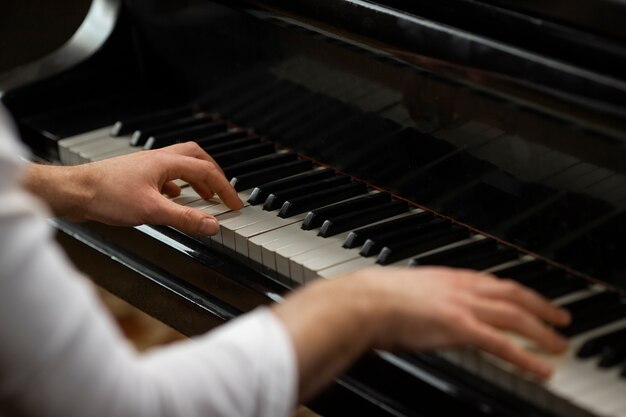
[0,105,297,417]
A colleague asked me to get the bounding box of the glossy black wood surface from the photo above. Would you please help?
[3,0,626,416]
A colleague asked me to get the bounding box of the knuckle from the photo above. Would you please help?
[184,141,202,153]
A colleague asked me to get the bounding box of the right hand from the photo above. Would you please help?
[357,267,570,377]
[273,266,570,400]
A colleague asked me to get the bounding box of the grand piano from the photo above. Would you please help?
[2,0,626,415]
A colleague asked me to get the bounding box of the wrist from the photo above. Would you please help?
[23,163,95,219]
[340,270,398,350]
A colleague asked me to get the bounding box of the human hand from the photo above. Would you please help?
[80,142,243,234]
[360,267,569,376]
[30,142,243,235]
[273,266,570,400]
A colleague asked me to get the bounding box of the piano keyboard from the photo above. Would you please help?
[55,103,626,417]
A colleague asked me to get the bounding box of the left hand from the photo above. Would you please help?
[26,142,243,235]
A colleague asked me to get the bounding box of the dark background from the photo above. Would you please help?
[0,0,91,73]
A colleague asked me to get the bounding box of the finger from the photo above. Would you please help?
[161,154,243,210]
[467,299,567,353]
[161,141,225,175]
[161,181,182,198]
[461,318,554,380]
[152,196,220,236]
[473,278,571,326]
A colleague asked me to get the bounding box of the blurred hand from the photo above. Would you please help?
[361,267,569,374]
[273,266,570,400]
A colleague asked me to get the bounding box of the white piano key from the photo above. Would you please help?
[170,187,203,205]
[213,205,279,249]
[274,234,330,280]
[576,375,626,416]
[78,139,134,163]
[317,257,379,278]
[261,224,319,273]
[58,126,111,164]
[198,189,253,217]
[287,233,352,283]
[235,214,306,257]
[249,225,301,265]
[90,146,141,161]
[297,243,360,283]
[69,136,122,164]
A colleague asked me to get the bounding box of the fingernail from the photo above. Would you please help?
[200,218,219,235]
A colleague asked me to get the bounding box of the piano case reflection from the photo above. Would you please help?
[2,0,626,416]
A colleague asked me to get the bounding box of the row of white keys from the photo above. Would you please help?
[214,192,389,283]
[267,211,422,283]
[57,125,138,165]
[75,135,133,163]
[210,200,289,249]
[546,316,626,417]
[57,127,112,164]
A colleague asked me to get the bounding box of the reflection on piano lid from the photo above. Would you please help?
[3,0,626,416]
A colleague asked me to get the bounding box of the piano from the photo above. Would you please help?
[2,0,626,415]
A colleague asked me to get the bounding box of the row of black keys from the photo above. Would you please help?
[111,105,626,375]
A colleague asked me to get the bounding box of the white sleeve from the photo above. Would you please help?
[0,106,297,417]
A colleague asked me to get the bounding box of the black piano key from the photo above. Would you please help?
[263,176,351,211]
[202,136,260,154]
[494,260,548,280]
[195,130,249,148]
[377,226,470,265]
[598,338,626,368]
[563,292,621,317]
[248,169,335,205]
[577,327,626,359]
[411,238,497,267]
[110,106,194,137]
[318,200,409,237]
[360,218,450,257]
[231,160,313,192]
[144,121,228,149]
[456,247,519,270]
[493,263,587,299]
[302,193,391,230]
[130,114,215,146]
[212,143,275,167]
[559,292,625,337]
[343,212,433,249]
[529,276,589,300]
[223,153,298,179]
[278,182,368,218]
[560,303,626,337]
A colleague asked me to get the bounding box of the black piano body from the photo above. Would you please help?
[2,0,626,416]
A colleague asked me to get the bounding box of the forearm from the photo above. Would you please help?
[272,275,384,401]
[21,163,93,219]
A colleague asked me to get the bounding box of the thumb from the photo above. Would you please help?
[155,198,220,236]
